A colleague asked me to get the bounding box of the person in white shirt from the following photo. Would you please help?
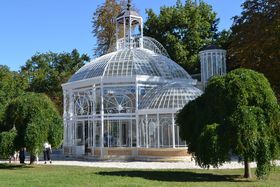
[43,142,52,164]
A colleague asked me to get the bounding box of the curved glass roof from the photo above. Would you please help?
[139,83,202,110]
[68,48,192,82]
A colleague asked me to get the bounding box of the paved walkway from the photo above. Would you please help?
[1,159,280,170]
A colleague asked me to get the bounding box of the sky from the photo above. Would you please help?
[0,0,244,71]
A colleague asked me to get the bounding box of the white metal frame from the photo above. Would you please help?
[62,2,202,158]
[199,49,227,84]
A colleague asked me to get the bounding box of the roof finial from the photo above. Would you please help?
[127,0,131,11]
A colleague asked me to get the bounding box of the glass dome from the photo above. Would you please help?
[139,83,202,110]
[69,47,192,83]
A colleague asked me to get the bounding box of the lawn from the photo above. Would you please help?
[0,164,280,187]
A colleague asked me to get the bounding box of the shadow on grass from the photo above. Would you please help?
[0,163,31,170]
[97,170,247,182]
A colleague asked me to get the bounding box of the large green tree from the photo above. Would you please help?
[144,0,218,73]
[0,66,27,124]
[2,93,63,164]
[20,49,89,114]
[228,0,280,100]
[177,68,280,179]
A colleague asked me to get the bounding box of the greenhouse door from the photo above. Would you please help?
[75,120,89,155]
[104,119,136,147]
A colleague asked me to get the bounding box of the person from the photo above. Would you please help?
[14,151,19,162]
[19,148,25,164]
[8,155,12,163]
[9,150,18,163]
[43,142,52,164]
[36,152,39,164]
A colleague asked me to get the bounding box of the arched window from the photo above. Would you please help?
[74,95,90,115]
[159,116,172,148]
[104,88,135,114]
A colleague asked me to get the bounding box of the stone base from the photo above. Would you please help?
[63,146,191,162]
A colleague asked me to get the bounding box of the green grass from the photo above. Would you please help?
[0,164,280,187]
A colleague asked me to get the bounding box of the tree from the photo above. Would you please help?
[144,0,218,73]
[92,0,122,57]
[2,93,63,164]
[20,49,89,114]
[0,65,27,124]
[92,0,137,57]
[214,29,232,51]
[0,129,17,159]
[228,0,280,100]
[176,68,280,179]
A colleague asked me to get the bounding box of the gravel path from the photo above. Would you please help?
[40,160,250,169]
[1,160,280,170]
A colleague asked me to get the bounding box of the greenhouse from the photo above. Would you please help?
[62,1,202,160]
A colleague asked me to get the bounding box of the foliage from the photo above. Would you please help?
[48,115,64,148]
[91,0,138,56]
[25,117,48,157]
[177,68,280,178]
[92,0,125,56]
[0,66,27,124]
[228,0,280,100]
[144,0,218,73]
[0,129,17,159]
[214,29,232,51]
[20,49,89,114]
[3,92,63,163]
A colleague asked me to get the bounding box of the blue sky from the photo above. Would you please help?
[0,0,244,71]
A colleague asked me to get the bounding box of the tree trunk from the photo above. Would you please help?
[244,159,252,178]
[30,154,36,165]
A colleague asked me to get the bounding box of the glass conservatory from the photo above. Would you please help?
[62,1,202,160]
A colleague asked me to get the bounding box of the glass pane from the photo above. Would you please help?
[76,122,84,146]
[95,121,101,147]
